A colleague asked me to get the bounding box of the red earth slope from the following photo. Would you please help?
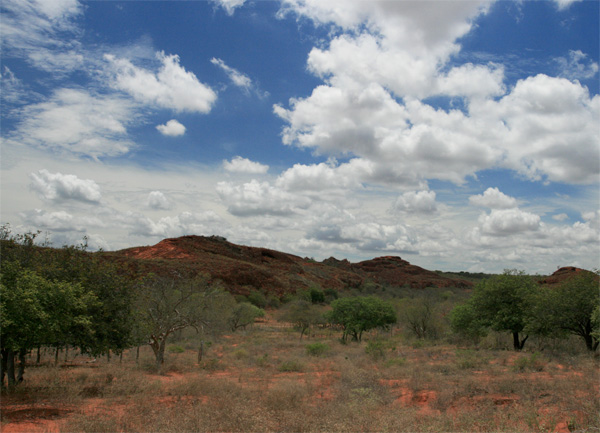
[115,235,473,295]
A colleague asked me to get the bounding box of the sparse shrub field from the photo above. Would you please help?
[1,314,598,433]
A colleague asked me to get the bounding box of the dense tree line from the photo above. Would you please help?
[451,270,599,351]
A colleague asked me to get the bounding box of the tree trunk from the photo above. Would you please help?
[198,341,204,363]
[136,346,140,363]
[106,351,111,363]
[16,349,26,383]
[6,350,16,387]
[54,347,60,366]
[64,346,69,363]
[119,351,123,364]
[513,332,528,350]
[36,347,41,364]
[583,333,599,351]
[1,349,7,388]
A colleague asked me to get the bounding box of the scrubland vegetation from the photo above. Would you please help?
[1,225,599,432]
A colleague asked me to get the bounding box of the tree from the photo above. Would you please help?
[450,270,536,350]
[326,296,397,342]
[0,265,96,387]
[138,273,233,369]
[280,300,325,339]
[400,297,444,340]
[528,271,599,351]
[228,302,265,332]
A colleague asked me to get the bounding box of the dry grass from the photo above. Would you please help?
[2,324,599,433]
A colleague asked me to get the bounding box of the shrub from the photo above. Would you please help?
[167,345,185,353]
[365,340,387,360]
[512,352,546,372]
[305,342,329,357]
[278,359,304,372]
[247,290,267,308]
[309,287,325,304]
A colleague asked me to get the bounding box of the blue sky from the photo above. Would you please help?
[1,0,598,273]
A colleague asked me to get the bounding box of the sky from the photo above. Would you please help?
[1,0,598,274]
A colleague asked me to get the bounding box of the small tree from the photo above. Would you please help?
[228,302,265,331]
[451,270,536,350]
[138,273,233,369]
[327,296,397,342]
[528,270,599,351]
[280,300,325,339]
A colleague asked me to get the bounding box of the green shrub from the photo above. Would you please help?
[233,349,249,360]
[512,352,546,372]
[384,357,407,368]
[167,345,185,353]
[256,354,269,367]
[365,340,387,360]
[309,287,325,304]
[278,359,304,372]
[247,290,267,308]
[305,342,329,357]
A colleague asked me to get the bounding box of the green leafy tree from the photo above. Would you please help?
[280,300,325,338]
[450,270,536,350]
[400,297,444,340]
[0,265,96,387]
[228,302,265,331]
[528,271,599,351]
[138,273,233,369]
[327,296,397,342]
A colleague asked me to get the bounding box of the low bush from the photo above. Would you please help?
[305,342,329,357]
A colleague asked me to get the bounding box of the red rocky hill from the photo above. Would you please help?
[115,235,473,296]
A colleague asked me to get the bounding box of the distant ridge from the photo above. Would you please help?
[114,235,473,295]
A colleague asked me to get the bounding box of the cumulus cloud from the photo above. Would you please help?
[212,0,246,15]
[393,190,437,214]
[156,119,186,136]
[122,211,222,238]
[469,187,517,209]
[105,51,217,113]
[552,213,569,221]
[9,88,136,158]
[223,156,269,174]
[478,208,541,236]
[275,2,599,188]
[216,179,310,216]
[29,169,102,203]
[147,191,172,210]
[553,0,582,10]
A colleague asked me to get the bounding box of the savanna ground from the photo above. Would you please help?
[2,313,599,433]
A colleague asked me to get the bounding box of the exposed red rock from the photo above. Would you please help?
[114,235,473,295]
[538,266,593,286]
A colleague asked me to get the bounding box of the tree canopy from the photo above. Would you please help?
[327,296,397,342]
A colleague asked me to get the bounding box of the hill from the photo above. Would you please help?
[113,235,474,295]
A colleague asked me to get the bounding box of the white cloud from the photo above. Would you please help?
[8,88,136,158]
[469,187,517,209]
[477,208,541,236]
[393,190,437,214]
[484,74,600,184]
[276,161,361,191]
[212,0,246,15]
[105,51,217,113]
[147,191,172,210]
[216,179,310,216]
[0,0,83,73]
[123,211,223,238]
[29,169,102,203]
[223,156,269,174]
[553,0,582,10]
[211,58,252,92]
[156,119,186,137]
[556,50,599,81]
[552,213,569,221]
